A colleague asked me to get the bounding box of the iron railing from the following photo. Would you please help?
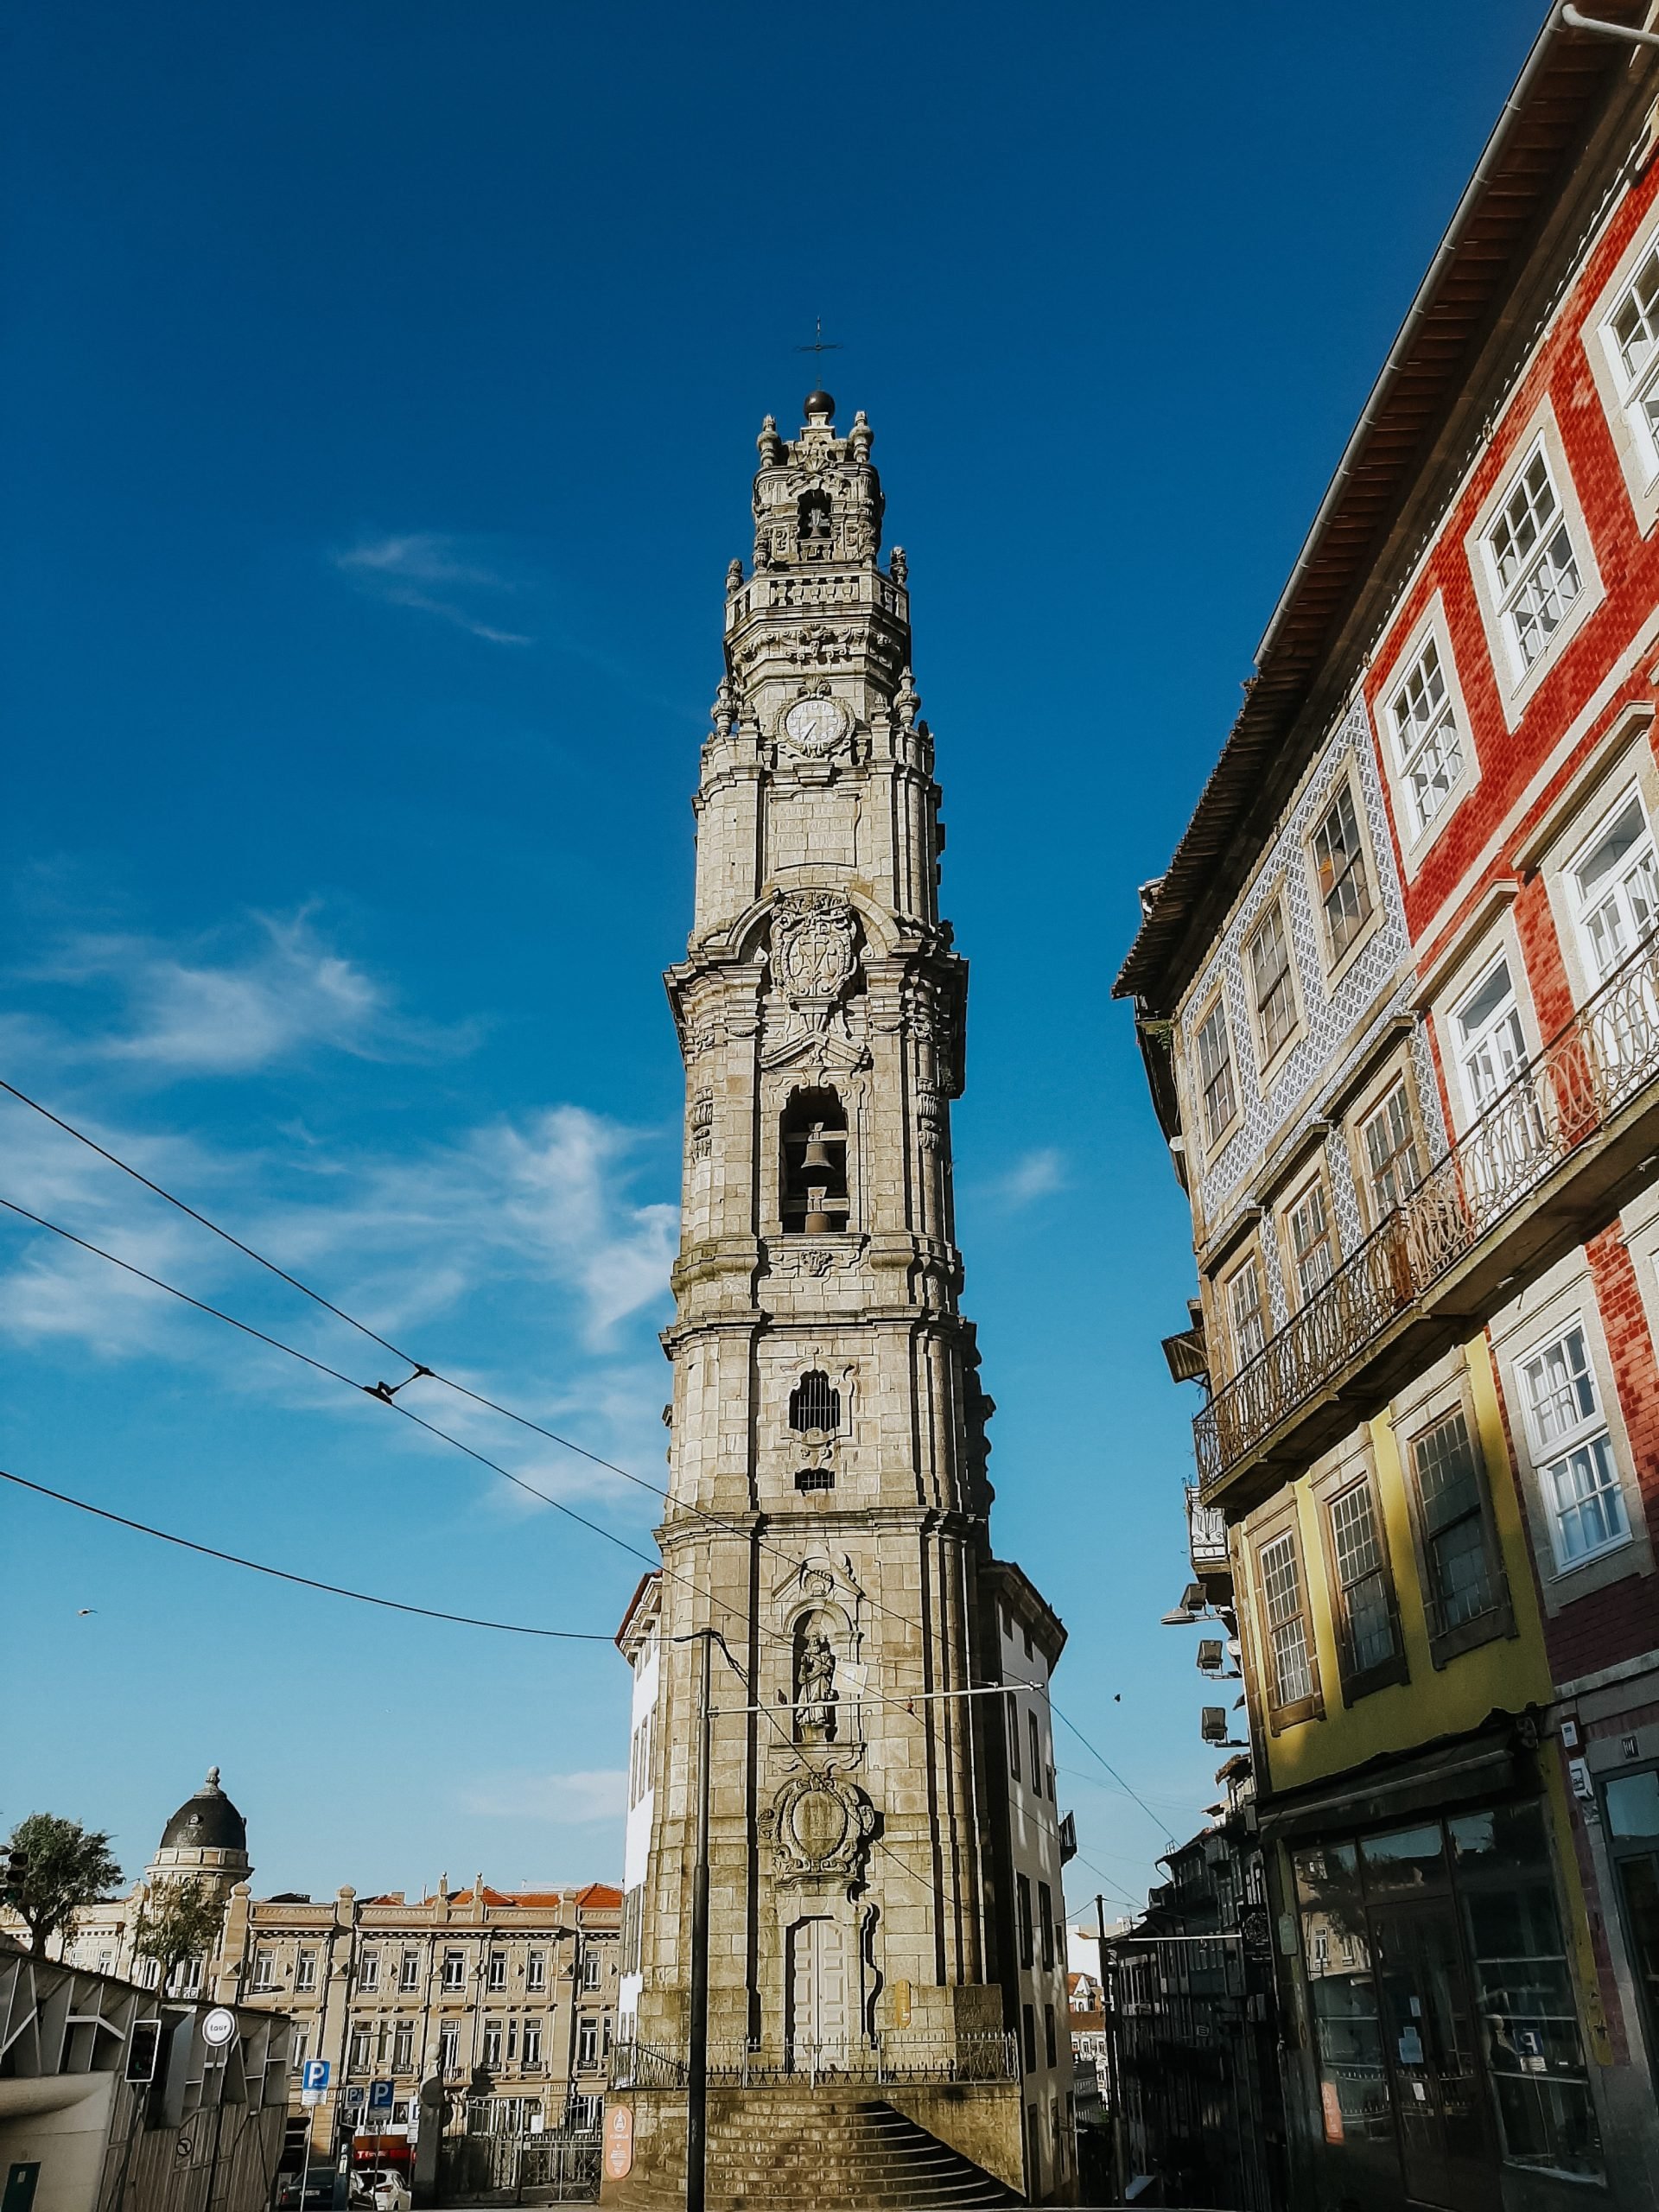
[607,2030,1019,2091]
[1185,1487,1230,1573]
[1196,931,1659,1491]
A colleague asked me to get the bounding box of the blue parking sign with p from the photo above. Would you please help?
[368,2082,393,2113]
[302,2060,330,2093]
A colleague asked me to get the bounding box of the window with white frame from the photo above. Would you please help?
[1453,957,1529,1114]
[1224,1255,1267,1372]
[1257,1529,1316,1711]
[438,2024,460,2075]
[1484,444,1584,675]
[1310,784,1373,963]
[1285,1179,1336,1308]
[487,1949,506,1992]
[582,1948,601,1991]
[348,2026,372,2072]
[483,2020,503,2070]
[1519,1324,1630,1567]
[392,2024,414,2073]
[399,1948,420,1992]
[1570,790,1659,984]
[251,1949,275,1991]
[1360,1082,1422,1218]
[358,1950,379,1993]
[1411,1408,1501,1634]
[1389,635,1466,836]
[1605,242,1659,480]
[523,2018,543,2069]
[525,1950,546,1993]
[1247,900,1298,1062]
[295,1950,318,1992]
[1327,1477,1398,1680]
[292,2029,309,2068]
[576,2018,600,2069]
[441,1949,465,1992]
[1194,998,1237,1149]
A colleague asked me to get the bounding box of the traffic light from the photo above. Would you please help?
[3,1848,29,1904]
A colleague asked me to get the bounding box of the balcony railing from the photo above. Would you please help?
[1185,1486,1230,1574]
[608,2031,1019,2092]
[1196,931,1659,1493]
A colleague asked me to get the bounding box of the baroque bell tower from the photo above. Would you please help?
[620,389,1028,2196]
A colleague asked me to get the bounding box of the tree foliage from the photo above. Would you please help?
[3,1812,124,1958]
[132,1875,224,1987]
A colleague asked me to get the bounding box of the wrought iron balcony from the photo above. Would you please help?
[1195,931,1659,1501]
[1185,1486,1230,1576]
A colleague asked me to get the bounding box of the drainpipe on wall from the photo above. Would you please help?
[1560,4,1659,48]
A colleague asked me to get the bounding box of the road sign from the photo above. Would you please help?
[367,2081,394,2114]
[341,2086,367,2114]
[302,2060,331,2094]
[603,2106,632,2182]
[200,2008,237,2049]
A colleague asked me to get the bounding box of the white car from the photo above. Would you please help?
[352,2171,410,2212]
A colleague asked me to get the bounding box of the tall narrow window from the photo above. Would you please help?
[1326,1478,1401,1687]
[483,2021,503,2070]
[400,1948,421,1992]
[442,1950,465,1992]
[1194,1000,1237,1149]
[1519,1325,1630,1568]
[392,2024,414,2073]
[1486,445,1583,672]
[487,1949,507,1992]
[1257,1529,1317,1715]
[1571,791,1659,983]
[1608,242,1659,475]
[1389,638,1465,836]
[780,1087,849,1235]
[349,2026,372,2072]
[1007,1695,1021,1783]
[1027,1710,1041,1789]
[438,2024,460,2075]
[251,1950,275,1992]
[1454,957,1529,1114]
[1411,1409,1501,1635]
[788,1370,840,1433]
[1016,1877,1034,1971]
[295,1950,318,1992]
[1311,785,1372,962]
[1285,1180,1336,1308]
[1247,901,1298,1063]
[358,1950,380,1993]
[1361,1082,1422,1219]
[522,2019,543,2069]
[1038,1882,1055,1971]
[1225,1256,1267,1373]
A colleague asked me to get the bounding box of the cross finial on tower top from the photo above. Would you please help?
[795,317,842,421]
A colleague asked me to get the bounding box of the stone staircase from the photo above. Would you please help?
[607,2089,1023,2208]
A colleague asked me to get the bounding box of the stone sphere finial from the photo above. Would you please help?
[804,389,835,423]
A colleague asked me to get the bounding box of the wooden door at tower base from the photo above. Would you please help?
[786,1914,848,2067]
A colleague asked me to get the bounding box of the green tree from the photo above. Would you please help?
[131,1875,224,1991]
[3,1812,123,1958]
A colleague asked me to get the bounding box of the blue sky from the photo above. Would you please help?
[2,1,1540,1919]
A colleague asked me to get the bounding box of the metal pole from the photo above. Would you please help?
[203,2047,230,2212]
[1095,1899,1125,2208]
[686,1630,713,2212]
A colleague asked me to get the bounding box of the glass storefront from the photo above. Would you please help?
[1293,1799,1599,2205]
[1604,1765,1659,2076]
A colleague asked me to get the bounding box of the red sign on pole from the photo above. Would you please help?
[603,2104,633,2181]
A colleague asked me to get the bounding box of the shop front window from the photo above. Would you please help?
[1293,1802,1600,2198]
[1604,1769,1659,2101]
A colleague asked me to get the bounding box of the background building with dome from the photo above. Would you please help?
[3,1769,622,2145]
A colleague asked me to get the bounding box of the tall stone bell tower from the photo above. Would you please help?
[612,390,1036,2203]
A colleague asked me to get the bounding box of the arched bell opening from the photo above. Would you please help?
[779,1086,849,1235]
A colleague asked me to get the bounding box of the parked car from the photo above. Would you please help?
[348,2171,410,2212]
[275,2173,335,2211]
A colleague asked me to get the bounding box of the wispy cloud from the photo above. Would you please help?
[458,1770,627,1824]
[28,910,476,1077]
[334,532,533,645]
[988,1147,1068,1210]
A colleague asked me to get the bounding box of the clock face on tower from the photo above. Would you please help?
[780,695,848,758]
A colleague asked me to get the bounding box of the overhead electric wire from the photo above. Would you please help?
[0,1466,615,1639]
[0,1076,1180,1845]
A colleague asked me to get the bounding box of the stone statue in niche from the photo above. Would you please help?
[796,1620,839,1742]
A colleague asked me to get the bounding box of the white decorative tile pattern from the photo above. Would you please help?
[1181,697,1447,1326]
